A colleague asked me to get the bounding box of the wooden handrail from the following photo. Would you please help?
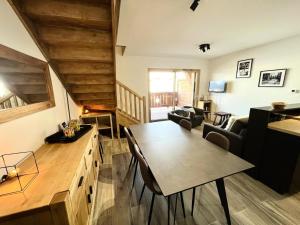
[116,81,146,123]
[116,81,143,99]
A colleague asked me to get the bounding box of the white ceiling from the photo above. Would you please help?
[117,0,300,59]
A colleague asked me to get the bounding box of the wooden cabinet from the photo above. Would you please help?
[0,126,100,225]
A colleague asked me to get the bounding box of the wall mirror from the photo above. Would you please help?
[0,44,55,123]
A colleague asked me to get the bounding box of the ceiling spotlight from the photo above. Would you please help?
[190,0,200,11]
[199,43,210,53]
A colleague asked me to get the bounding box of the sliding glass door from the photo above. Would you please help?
[149,69,199,121]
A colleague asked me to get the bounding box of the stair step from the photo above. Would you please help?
[64,74,115,85]
[23,0,111,30]
[38,25,112,48]
[70,84,115,93]
[80,99,116,105]
[49,46,113,63]
[57,62,114,75]
[74,92,114,100]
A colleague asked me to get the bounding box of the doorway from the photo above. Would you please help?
[148,69,199,122]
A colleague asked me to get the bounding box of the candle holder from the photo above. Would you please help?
[0,151,39,196]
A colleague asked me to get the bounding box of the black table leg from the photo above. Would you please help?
[173,193,178,225]
[216,178,231,225]
[180,192,186,218]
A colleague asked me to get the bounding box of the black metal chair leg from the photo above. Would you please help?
[216,178,231,225]
[98,142,104,163]
[173,193,178,225]
[139,184,145,204]
[131,160,138,190]
[191,187,196,216]
[168,196,170,225]
[100,142,104,154]
[180,192,186,218]
[128,155,133,169]
[148,193,155,225]
[99,149,104,163]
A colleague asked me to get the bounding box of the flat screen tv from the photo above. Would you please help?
[208,80,227,93]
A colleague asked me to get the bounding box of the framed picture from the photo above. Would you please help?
[258,69,287,87]
[236,59,253,78]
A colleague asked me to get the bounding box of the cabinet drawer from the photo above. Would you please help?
[85,141,94,169]
[70,159,86,213]
[85,134,98,170]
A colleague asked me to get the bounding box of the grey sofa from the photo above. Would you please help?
[202,117,248,157]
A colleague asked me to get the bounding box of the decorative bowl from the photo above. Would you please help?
[272,102,286,110]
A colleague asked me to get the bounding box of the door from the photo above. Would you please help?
[149,69,199,122]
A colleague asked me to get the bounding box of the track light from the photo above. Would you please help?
[199,43,210,53]
[190,0,200,11]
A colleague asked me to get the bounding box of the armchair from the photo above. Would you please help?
[168,106,204,128]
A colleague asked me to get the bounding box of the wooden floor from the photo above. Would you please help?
[92,138,300,225]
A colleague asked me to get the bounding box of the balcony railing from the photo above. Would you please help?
[150,92,178,108]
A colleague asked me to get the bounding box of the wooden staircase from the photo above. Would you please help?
[116,81,147,138]
[8,0,120,110]
[0,93,26,109]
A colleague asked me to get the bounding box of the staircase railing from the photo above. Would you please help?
[116,81,146,123]
[0,94,25,109]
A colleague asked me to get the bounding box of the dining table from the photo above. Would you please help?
[129,120,254,225]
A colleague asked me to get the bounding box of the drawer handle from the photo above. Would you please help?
[95,160,98,168]
[78,176,84,188]
[87,194,92,204]
[89,185,93,194]
[88,149,92,155]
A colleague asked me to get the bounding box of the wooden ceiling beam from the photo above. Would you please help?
[57,62,114,75]
[37,25,112,48]
[70,84,114,93]
[49,46,113,62]
[23,0,112,30]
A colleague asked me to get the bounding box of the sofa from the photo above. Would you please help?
[202,117,248,157]
[168,106,204,128]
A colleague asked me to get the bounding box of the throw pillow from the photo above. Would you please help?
[224,116,237,131]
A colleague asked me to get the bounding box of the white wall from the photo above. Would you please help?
[208,35,300,116]
[0,1,80,154]
[116,49,209,121]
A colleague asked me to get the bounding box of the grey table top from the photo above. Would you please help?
[130,121,254,196]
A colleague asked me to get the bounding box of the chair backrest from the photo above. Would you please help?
[124,127,136,157]
[133,144,159,194]
[179,119,192,131]
[205,131,230,150]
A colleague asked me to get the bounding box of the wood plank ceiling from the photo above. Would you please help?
[9,0,116,110]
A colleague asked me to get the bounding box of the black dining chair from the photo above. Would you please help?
[134,144,186,225]
[124,127,139,190]
[191,131,230,216]
[179,119,192,131]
